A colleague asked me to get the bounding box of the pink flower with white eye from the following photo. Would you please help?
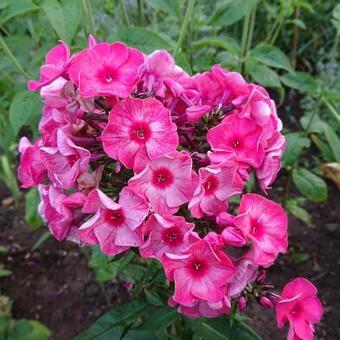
[189,161,245,218]
[28,41,70,91]
[162,234,236,306]
[232,193,288,267]
[128,151,198,215]
[276,278,323,340]
[18,137,47,188]
[139,214,199,260]
[140,50,188,97]
[168,296,231,319]
[38,184,86,241]
[207,113,265,168]
[78,187,149,256]
[257,133,286,192]
[101,98,179,173]
[68,42,144,98]
[40,128,90,189]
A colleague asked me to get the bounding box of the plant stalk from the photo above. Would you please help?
[82,0,96,34]
[120,0,131,26]
[175,0,196,56]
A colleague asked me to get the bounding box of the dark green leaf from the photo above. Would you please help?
[249,43,293,72]
[300,114,325,134]
[324,124,340,162]
[138,306,179,331]
[147,0,179,17]
[0,0,38,25]
[25,188,43,230]
[280,72,318,93]
[175,53,192,74]
[0,266,11,277]
[286,198,311,224]
[210,0,255,27]
[245,59,281,88]
[289,251,310,264]
[108,28,175,54]
[42,0,81,44]
[74,299,149,340]
[189,316,262,340]
[144,289,164,307]
[192,36,240,54]
[9,91,41,135]
[282,132,310,167]
[31,231,51,252]
[310,134,335,162]
[292,168,328,202]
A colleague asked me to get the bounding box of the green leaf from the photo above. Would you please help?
[74,299,149,340]
[138,306,179,331]
[144,290,164,307]
[146,0,179,17]
[332,3,340,32]
[289,251,310,264]
[9,91,41,135]
[292,168,328,202]
[245,59,281,88]
[31,231,51,252]
[0,266,11,277]
[1,318,51,340]
[282,132,310,168]
[189,316,262,340]
[108,28,175,54]
[310,134,335,162]
[175,53,192,74]
[249,43,293,72]
[210,0,255,27]
[192,36,240,54]
[300,114,325,134]
[280,72,318,93]
[42,0,81,44]
[25,188,43,230]
[0,0,39,25]
[286,198,311,224]
[324,124,340,162]
[89,246,121,282]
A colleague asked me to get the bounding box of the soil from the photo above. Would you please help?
[0,179,339,340]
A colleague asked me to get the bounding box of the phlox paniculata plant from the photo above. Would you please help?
[18,36,323,339]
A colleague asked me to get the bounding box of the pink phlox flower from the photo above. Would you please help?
[189,161,245,218]
[78,187,149,256]
[102,97,179,173]
[128,151,198,215]
[18,137,47,188]
[38,184,86,241]
[207,113,265,168]
[40,77,68,108]
[139,214,199,260]
[232,193,288,267]
[162,233,236,306]
[276,278,323,340]
[68,42,144,98]
[40,128,90,189]
[28,41,70,91]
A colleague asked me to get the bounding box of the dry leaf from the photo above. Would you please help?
[320,162,340,189]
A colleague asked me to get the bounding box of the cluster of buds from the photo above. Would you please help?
[18,36,323,339]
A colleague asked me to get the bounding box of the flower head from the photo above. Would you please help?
[128,151,197,215]
[276,278,323,340]
[79,188,149,256]
[102,97,179,173]
[68,42,144,98]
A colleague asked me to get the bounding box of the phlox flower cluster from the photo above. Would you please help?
[18,36,323,339]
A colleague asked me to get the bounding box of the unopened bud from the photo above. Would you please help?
[259,296,274,309]
[238,296,247,312]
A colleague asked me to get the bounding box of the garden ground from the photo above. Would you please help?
[0,177,338,340]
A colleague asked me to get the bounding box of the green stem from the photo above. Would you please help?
[120,0,131,26]
[175,0,196,56]
[245,1,257,58]
[240,1,251,67]
[322,96,340,124]
[138,0,144,26]
[82,0,96,34]
[0,36,29,80]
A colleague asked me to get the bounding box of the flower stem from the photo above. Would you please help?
[138,0,144,26]
[175,0,196,56]
[82,0,96,34]
[0,36,30,80]
[120,0,131,26]
[322,96,340,124]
